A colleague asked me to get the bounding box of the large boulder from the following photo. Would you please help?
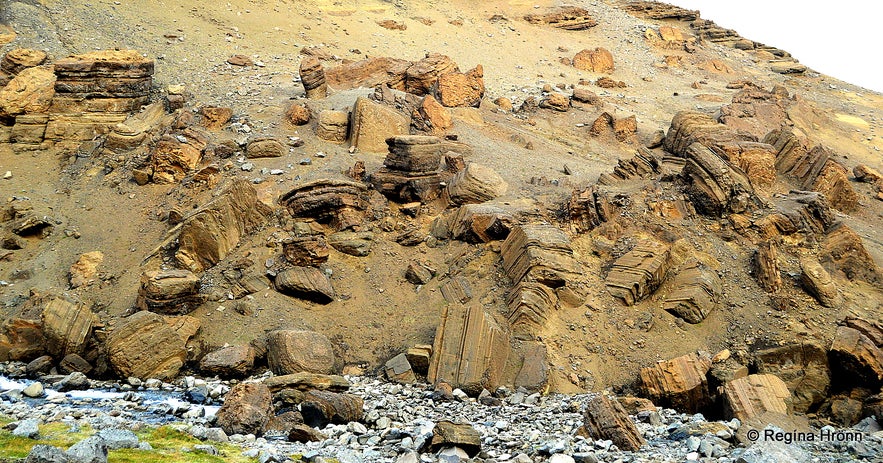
[524,6,597,30]
[216,382,273,436]
[1,48,48,75]
[430,421,482,457]
[349,96,409,152]
[0,318,44,362]
[412,94,453,135]
[640,352,713,414]
[200,345,255,378]
[722,374,792,421]
[405,53,459,95]
[829,322,883,389]
[0,66,56,117]
[106,311,190,380]
[41,297,95,358]
[580,395,645,452]
[279,179,368,232]
[299,390,364,428]
[175,179,272,272]
[446,163,508,205]
[572,48,614,73]
[274,267,335,304]
[434,65,485,108]
[137,269,203,314]
[663,261,721,324]
[267,330,335,375]
[753,342,830,413]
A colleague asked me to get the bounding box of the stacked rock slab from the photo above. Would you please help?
[137,269,203,314]
[682,142,756,216]
[41,297,95,358]
[605,240,670,306]
[567,185,615,233]
[449,204,513,243]
[175,179,272,272]
[299,57,327,99]
[640,352,713,414]
[753,342,830,413]
[597,148,660,185]
[722,374,793,421]
[279,179,368,232]
[427,304,509,395]
[523,6,597,30]
[446,163,508,205]
[502,224,584,337]
[370,135,451,203]
[663,261,721,323]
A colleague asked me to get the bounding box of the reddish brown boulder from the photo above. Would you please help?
[430,421,482,457]
[434,65,484,107]
[1,48,48,75]
[284,103,311,126]
[216,382,273,436]
[200,106,233,130]
[412,94,453,135]
[0,318,44,362]
[274,267,335,304]
[0,66,55,117]
[640,352,712,413]
[137,269,203,315]
[572,48,614,73]
[106,311,189,380]
[829,324,883,389]
[405,53,459,95]
[752,240,781,292]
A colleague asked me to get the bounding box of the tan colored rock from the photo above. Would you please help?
[0,66,56,117]
[69,251,104,288]
[1,48,48,75]
[316,110,349,142]
[326,56,411,90]
[246,137,285,158]
[282,235,329,267]
[640,352,713,413]
[446,163,508,205]
[200,106,233,130]
[41,297,95,358]
[216,382,273,436]
[267,330,336,375]
[377,19,406,30]
[406,345,432,376]
[829,324,883,388]
[722,374,792,421]
[137,269,202,314]
[613,114,637,142]
[383,135,444,173]
[405,53,459,95]
[299,57,327,99]
[175,179,271,272]
[279,179,368,232]
[431,421,482,457]
[572,47,614,73]
[524,6,597,30]
[663,261,721,324]
[434,65,485,108]
[821,224,882,286]
[149,135,202,184]
[799,257,841,307]
[284,103,311,126]
[754,343,830,413]
[698,59,733,74]
[200,345,255,378]
[106,311,188,380]
[0,25,15,46]
[0,318,45,362]
[682,142,756,216]
[605,241,670,306]
[581,395,645,452]
[539,92,570,112]
[412,94,453,135]
[449,204,514,243]
[274,267,335,304]
[350,96,409,152]
[428,304,509,395]
[854,164,883,184]
[753,240,781,292]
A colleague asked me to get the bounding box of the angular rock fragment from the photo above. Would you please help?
[148,135,202,183]
[1,48,48,75]
[176,179,271,272]
[288,424,326,443]
[274,267,335,304]
[568,185,615,233]
[434,65,485,108]
[200,345,255,378]
[449,204,513,243]
[264,372,350,393]
[431,421,482,457]
[663,111,754,157]
[605,241,670,306]
[752,240,781,293]
[514,341,549,391]
[0,318,44,362]
[267,330,335,375]
[820,224,882,286]
[681,142,756,216]
[524,6,597,30]
[41,297,95,358]
[406,345,432,376]
[328,231,374,256]
[350,96,409,152]
[572,48,614,73]
[581,395,645,452]
[722,374,792,421]
[384,353,416,383]
[539,93,570,112]
[446,163,507,205]
[216,382,273,436]
[799,257,841,307]
[428,304,509,395]
[282,234,329,267]
[411,94,452,135]
[663,261,721,324]
[406,53,459,95]
[325,56,412,90]
[829,324,883,389]
[640,352,712,414]
[0,66,56,118]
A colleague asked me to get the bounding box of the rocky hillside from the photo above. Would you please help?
[1,0,883,457]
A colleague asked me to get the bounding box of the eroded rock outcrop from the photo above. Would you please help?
[663,261,721,324]
[722,374,793,421]
[350,96,409,152]
[137,269,203,314]
[279,179,369,232]
[605,240,670,306]
[216,382,273,436]
[524,6,597,30]
[640,352,713,414]
[371,135,452,203]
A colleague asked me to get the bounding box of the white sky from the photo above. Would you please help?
[671,0,883,93]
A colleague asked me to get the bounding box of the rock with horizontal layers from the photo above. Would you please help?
[770,60,807,74]
[41,297,95,358]
[640,352,713,414]
[605,240,670,306]
[0,66,56,117]
[412,94,452,135]
[434,65,484,108]
[300,390,364,428]
[581,395,645,452]
[829,324,883,389]
[383,135,444,173]
[1,48,47,75]
[623,1,698,20]
[350,96,409,152]
[106,311,190,380]
[274,267,335,304]
[722,374,792,421]
[216,382,273,436]
[200,345,255,378]
[279,179,368,232]
[328,231,374,257]
[428,304,509,395]
[449,204,514,243]
[263,372,350,392]
[663,111,755,157]
[282,234,329,267]
[572,47,614,73]
[175,179,271,273]
[799,257,841,307]
[267,330,335,375]
[664,261,721,324]
[719,86,790,140]
[753,342,830,413]
[246,137,285,158]
[431,421,482,457]
[137,269,203,315]
[682,142,756,216]
[316,110,349,142]
[524,6,597,30]
[446,163,507,205]
[299,57,327,99]
[568,185,615,233]
[325,56,412,90]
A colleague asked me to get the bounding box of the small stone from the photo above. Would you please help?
[22,382,44,398]
[12,419,40,439]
